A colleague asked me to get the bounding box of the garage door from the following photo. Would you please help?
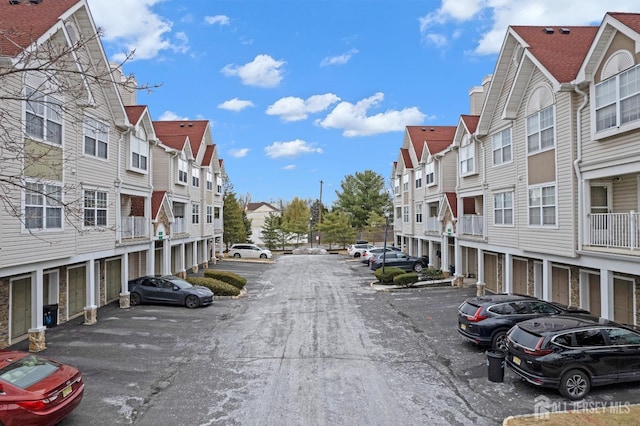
[68,266,86,317]
[106,259,121,302]
[484,253,498,293]
[11,277,31,340]
[551,267,570,305]
[614,279,635,325]
[513,259,528,295]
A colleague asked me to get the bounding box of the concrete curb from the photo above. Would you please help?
[370,278,454,291]
[213,287,248,300]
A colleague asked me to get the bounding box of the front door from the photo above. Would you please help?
[614,278,635,325]
[106,259,121,302]
[590,183,612,245]
[11,277,32,341]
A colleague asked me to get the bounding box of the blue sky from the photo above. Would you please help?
[87,0,640,207]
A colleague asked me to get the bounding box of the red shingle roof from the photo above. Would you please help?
[511,26,598,83]
[202,144,215,166]
[609,12,640,32]
[151,191,166,219]
[445,192,458,217]
[124,105,146,126]
[0,0,80,57]
[400,148,413,169]
[407,125,456,158]
[153,120,209,157]
[460,115,479,133]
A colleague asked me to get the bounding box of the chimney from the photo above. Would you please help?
[468,74,492,115]
[110,62,137,106]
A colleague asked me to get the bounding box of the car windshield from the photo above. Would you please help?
[167,278,194,290]
[0,354,60,389]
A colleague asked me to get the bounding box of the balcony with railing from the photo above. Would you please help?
[586,212,639,251]
[460,215,484,236]
[425,216,440,233]
[121,216,149,239]
[172,217,187,235]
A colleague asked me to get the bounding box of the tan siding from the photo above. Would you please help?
[612,177,638,211]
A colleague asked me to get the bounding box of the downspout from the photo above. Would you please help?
[573,86,589,251]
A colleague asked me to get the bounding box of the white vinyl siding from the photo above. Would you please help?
[527,106,555,153]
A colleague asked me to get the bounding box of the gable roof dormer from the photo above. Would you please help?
[407,126,456,161]
[152,120,211,162]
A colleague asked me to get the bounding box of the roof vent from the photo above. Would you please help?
[421,127,426,131]
[179,123,185,127]
[188,122,193,127]
[543,27,554,34]
[9,0,22,4]
[430,127,435,131]
[29,0,42,3]
[560,28,571,34]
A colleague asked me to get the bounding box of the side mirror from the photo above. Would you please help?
[173,285,180,291]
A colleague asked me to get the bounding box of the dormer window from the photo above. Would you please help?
[459,140,475,175]
[425,161,435,186]
[192,166,200,187]
[595,63,640,132]
[206,170,213,190]
[130,128,148,172]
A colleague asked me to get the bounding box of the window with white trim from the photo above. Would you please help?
[425,161,435,185]
[206,205,213,224]
[216,175,223,194]
[84,190,107,227]
[415,203,423,223]
[192,203,200,224]
[206,171,213,190]
[492,128,512,165]
[394,178,400,195]
[527,106,555,153]
[192,166,200,187]
[459,142,474,175]
[493,192,513,225]
[595,63,640,132]
[403,206,409,223]
[24,182,62,230]
[130,131,148,172]
[178,155,188,184]
[415,169,422,188]
[84,117,108,159]
[528,184,556,226]
[402,174,409,192]
[25,86,62,145]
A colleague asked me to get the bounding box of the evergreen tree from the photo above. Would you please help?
[281,197,310,245]
[261,212,280,250]
[334,170,391,234]
[223,191,246,248]
[317,211,356,249]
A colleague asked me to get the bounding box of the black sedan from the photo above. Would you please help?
[457,294,589,350]
[369,252,429,273]
[506,314,640,400]
[128,275,213,308]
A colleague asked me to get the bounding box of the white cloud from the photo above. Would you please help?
[229,148,250,158]
[221,55,286,88]
[158,110,189,121]
[283,165,296,170]
[266,94,340,122]
[87,0,188,61]
[420,0,640,55]
[264,139,323,159]
[218,98,255,111]
[320,49,359,67]
[204,15,230,25]
[316,93,426,137]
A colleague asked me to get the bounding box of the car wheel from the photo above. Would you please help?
[130,292,142,306]
[260,253,267,259]
[233,253,241,258]
[491,330,508,351]
[354,252,361,258]
[185,295,201,309]
[559,369,591,400]
[413,263,424,273]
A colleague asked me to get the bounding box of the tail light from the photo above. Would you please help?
[466,307,488,322]
[18,396,56,412]
[524,337,552,356]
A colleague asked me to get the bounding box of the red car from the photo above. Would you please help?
[0,350,84,426]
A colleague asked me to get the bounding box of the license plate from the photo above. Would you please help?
[62,385,72,398]
[460,324,467,331]
[513,356,521,366]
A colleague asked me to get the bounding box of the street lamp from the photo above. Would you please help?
[309,218,313,248]
[382,208,390,274]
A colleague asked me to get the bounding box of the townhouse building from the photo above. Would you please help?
[245,202,281,245]
[0,0,224,350]
[394,12,640,326]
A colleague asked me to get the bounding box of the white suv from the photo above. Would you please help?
[228,244,272,259]
[347,243,374,258]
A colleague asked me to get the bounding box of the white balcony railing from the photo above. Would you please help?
[425,217,440,232]
[461,215,483,236]
[173,217,187,234]
[121,216,148,239]
[214,218,223,232]
[587,212,639,250]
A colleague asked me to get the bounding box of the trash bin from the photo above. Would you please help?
[449,265,455,275]
[486,349,507,382]
[43,304,58,328]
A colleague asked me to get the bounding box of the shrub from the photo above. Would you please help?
[203,269,247,290]
[393,273,420,288]
[186,277,240,297]
[374,266,406,284]
[420,267,445,280]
